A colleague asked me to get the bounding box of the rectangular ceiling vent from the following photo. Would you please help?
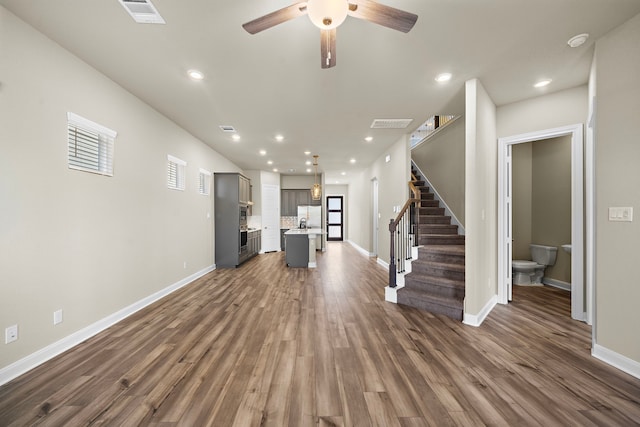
[219,125,237,133]
[370,118,414,129]
[119,0,165,24]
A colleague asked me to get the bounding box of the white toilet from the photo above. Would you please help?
[512,244,558,285]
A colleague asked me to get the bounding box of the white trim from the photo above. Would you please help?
[377,258,389,270]
[347,240,375,258]
[67,112,117,138]
[463,295,497,327]
[497,124,588,323]
[385,284,405,303]
[0,265,215,387]
[592,344,640,380]
[167,154,186,166]
[543,278,571,291]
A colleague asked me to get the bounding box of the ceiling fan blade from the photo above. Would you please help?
[347,0,417,33]
[320,28,336,69]
[242,2,308,34]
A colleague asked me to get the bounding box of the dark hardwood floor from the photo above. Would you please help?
[1,242,639,426]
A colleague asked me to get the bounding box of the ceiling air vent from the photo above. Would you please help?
[119,0,165,24]
[370,118,414,129]
[219,125,237,133]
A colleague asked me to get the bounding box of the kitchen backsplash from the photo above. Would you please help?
[280,216,298,229]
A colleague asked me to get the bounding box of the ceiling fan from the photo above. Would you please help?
[242,0,418,69]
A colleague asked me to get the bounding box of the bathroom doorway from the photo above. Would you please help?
[498,124,586,321]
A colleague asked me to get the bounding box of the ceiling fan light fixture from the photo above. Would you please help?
[307,0,348,29]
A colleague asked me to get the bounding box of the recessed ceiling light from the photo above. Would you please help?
[306,168,312,173]
[341,172,346,176]
[435,73,452,83]
[275,134,284,142]
[304,151,311,155]
[365,136,373,142]
[567,33,589,48]
[305,160,311,165]
[267,160,273,165]
[259,149,267,155]
[231,134,241,141]
[350,158,356,164]
[534,79,552,88]
[273,168,278,172]
[188,69,204,80]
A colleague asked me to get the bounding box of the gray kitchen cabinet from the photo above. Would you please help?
[280,189,321,216]
[214,173,253,268]
[285,233,309,267]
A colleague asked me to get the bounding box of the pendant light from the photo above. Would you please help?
[311,155,322,200]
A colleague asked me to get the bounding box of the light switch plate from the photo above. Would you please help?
[54,309,63,325]
[608,207,633,222]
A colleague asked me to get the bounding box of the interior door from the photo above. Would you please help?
[262,184,280,252]
[326,196,343,241]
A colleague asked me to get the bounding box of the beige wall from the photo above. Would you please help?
[594,13,640,363]
[464,79,497,317]
[346,136,410,261]
[511,143,533,260]
[497,86,588,139]
[513,137,572,283]
[281,175,315,189]
[0,8,240,371]
[531,136,572,283]
[411,117,466,227]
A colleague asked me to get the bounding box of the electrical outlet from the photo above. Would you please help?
[54,309,63,325]
[183,261,187,269]
[5,325,18,344]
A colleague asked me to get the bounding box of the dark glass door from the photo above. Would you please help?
[326,196,343,241]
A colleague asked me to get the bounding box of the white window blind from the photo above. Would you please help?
[167,155,186,190]
[199,168,211,195]
[67,112,117,176]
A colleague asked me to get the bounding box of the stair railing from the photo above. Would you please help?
[388,180,420,288]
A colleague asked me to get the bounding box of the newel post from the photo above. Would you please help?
[389,219,396,288]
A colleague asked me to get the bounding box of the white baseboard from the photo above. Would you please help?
[463,295,497,327]
[0,265,215,387]
[346,240,374,258]
[377,258,389,270]
[592,344,640,380]
[543,277,571,291]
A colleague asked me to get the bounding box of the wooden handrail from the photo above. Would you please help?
[389,179,421,288]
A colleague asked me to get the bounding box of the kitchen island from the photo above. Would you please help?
[284,228,325,268]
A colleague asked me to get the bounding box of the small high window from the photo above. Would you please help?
[67,112,117,176]
[167,155,186,191]
[199,168,211,195]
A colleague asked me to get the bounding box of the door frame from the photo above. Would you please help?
[371,178,379,256]
[326,195,344,241]
[498,124,587,321]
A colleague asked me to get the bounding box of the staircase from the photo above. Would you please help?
[396,170,465,321]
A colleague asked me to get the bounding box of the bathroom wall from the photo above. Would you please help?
[532,136,572,283]
[511,143,533,260]
[512,136,571,284]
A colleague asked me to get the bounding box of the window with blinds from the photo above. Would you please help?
[199,168,211,195]
[67,112,117,176]
[167,155,186,190]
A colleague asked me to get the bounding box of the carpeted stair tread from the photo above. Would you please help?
[404,273,465,292]
[418,245,465,256]
[397,288,463,320]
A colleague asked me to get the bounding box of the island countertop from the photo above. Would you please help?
[284,228,325,235]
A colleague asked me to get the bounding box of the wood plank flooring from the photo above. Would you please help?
[1,242,639,426]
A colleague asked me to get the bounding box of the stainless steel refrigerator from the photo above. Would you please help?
[297,205,322,229]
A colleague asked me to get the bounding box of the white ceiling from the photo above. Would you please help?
[3,0,640,184]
